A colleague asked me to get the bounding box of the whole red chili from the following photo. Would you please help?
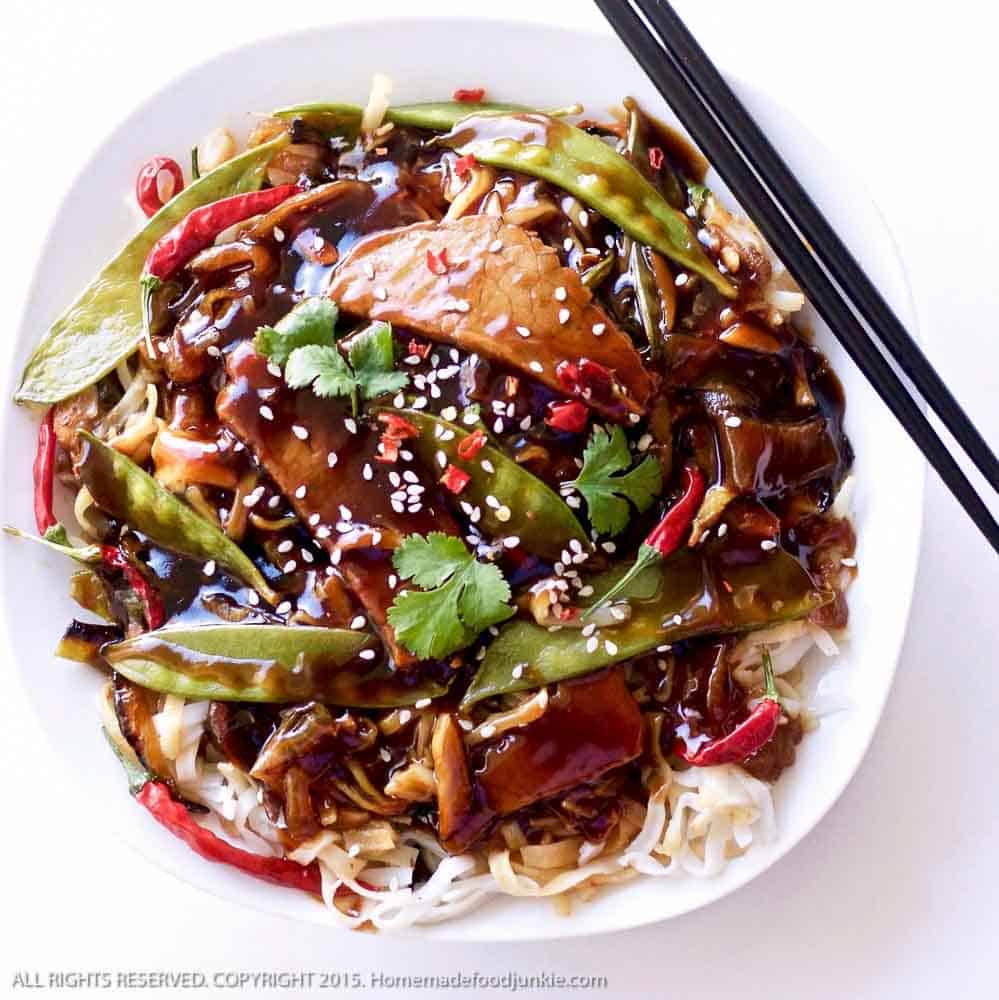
[440,464,471,495]
[136,781,321,895]
[676,650,782,766]
[584,463,705,618]
[33,408,57,534]
[456,428,487,461]
[454,154,477,179]
[648,146,665,171]
[143,184,301,281]
[135,156,185,218]
[453,87,486,103]
[101,544,165,630]
[545,400,589,434]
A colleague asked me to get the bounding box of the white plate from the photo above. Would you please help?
[0,16,923,941]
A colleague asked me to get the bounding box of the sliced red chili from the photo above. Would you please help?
[136,782,321,895]
[648,146,665,171]
[453,87,486,103]
[456,428,487,461]
[555,358,614,398]
[135,156,185,218]
[440,464,471,495]
[545,400,590,434]
[144,184,301,281]
[407,338,432,359]
[454,154,477,179]
[33,408,57,534]
[376,413,419,439]
[426,248,450,276]
[101,544,165,630]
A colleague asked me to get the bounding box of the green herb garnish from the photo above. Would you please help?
[255,300,407,413]
[687,181,711,213]
[568,425,662,536]
[386,533,515,660]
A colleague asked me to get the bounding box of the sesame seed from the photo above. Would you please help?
[266,362,282,378]
[242,486,264,508]
[327,451,338,467]
[463,410,479,426]
[604,640,618,655]
[554,286,567,301]
[657,643,672,653]
[628,413,641,424]
[300,548,314,563]
[529,361,543,373]
[724,415,742,428]
[339,504,352,521]
[359,648,377,661]
[717,523,728,538]
[316,525,331,539]
[273,226,284,242]
[344,418,358,434]
[563,237,574,252]
[292,424,309,440]
[485,495,500,509]
[413,396,428,410]
[454,299,471,313]
[276,600,292,615]
[493,418,505,434]
[441,405,458,421]
[480,459,495,474]
[503,536,520,549]
[841,557,858,567]
[579,210,589,226]
[558,308,570,324]
[281,559,297,573]
[675,273,688,287]
[495,505,512,522]
[379,747,392,762]
[638,433,653,452]
[259,405,274,421]
[760,539,778,551]
[278,539,293,553]
[601,541,617,554]
[348,616,366,633]
[388,574,398,588]
[592,323,606,336]
[247,590,260,606]
[202,560,216,576]
[516,326,531,339]
[398,710,412,725]
[363,463,373,481]
[671,614,683,626]
[512,664,525,680]
[309,513,321,526]
[294,484,307,499]
[400,449,414,461]
[480,725,497,739]
[393,392,405,408]
[458,718,474,732]
[586,637,599,653]
[403,471,419,484]
[414,698,432,709]
[567,496,581,508]
[611,606,627,621]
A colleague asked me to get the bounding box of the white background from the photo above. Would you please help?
[1,1,996,997]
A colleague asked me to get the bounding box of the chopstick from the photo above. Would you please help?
[594,0,999,553]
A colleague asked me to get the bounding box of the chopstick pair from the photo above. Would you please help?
[594,0,999,553]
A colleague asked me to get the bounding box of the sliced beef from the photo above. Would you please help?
[327,215,654,420]
[216,341,460,665]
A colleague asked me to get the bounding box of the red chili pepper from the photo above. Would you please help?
[375,412,420,465]
[456,428,487,461]
[545,400,589,434]
[648,147,665,171]
[676,651,781,766]
[101,544,165,630]
[407,338,432,359]
[426,248,450,276]
[33,408,57,534]
[136,781,321,895]
[143,184,301,281]
[453,87,486,103]
[555,358,614,398]
[584,464,705,618]
[454,154,477,179]
[440,464,471,495]
[135,156,185,218]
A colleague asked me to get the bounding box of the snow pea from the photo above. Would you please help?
[438,113,735,298]
[272,100,528,136]
[14,133,291,406]
[461,544,828,707]
[103,624,449,706]
[76,431,280,605]
[384,409,588,560]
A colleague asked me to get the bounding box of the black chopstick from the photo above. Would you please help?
[635,0,999,496]
[594,0,999,553]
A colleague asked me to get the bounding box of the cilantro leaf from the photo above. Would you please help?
[387,532,515,659]
[686,181,711,214]
[285,344,357,402]
[254,298,339,366]
[569,425,662,536]
[347,322,410,400]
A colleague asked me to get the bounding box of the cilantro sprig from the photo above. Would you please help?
[568,425,662,536]
[386,533,515,660]
[254,298,407,413]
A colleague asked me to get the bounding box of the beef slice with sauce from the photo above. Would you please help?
[327,215,654,420]
[443,669,644,853]
[216,341,460,666]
